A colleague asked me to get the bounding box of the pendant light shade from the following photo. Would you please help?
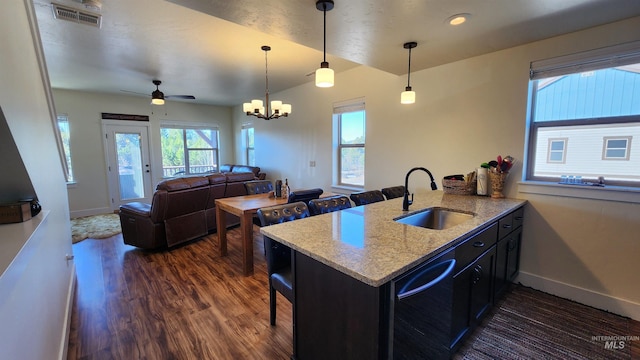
[401,41,417,104]
[316,0,334,88]
[242,46,291,120]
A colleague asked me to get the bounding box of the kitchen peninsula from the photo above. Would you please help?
[260,190,526,359]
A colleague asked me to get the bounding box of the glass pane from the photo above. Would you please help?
[534,65,640,122]
[186,128,216,148]
[549,152,563,162]
[607,139,627,149]
[341,111,365,145]
[187,149,217,173]
[605,149,626,158]
[116,132,144,200]
[247,127,254,147]
[57,116,74,182]
[340,147,365,186]
[161,128,185,177]
[550,141,564,151]
[247,149,255,166]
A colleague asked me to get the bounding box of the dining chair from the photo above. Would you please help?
[350,190,385,206]
[244,180,274,195]
[308,195,352,216]
[381,185,406,200]
[257,201,311,326]
[287,188,323,206]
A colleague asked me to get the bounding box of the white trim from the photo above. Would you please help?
[517,271,640,321]
[58,265,76,360]
[518,181,640,204]
[69,207,113,218]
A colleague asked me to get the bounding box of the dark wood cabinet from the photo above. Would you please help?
[450,223,498,351]
[494,207,524,299]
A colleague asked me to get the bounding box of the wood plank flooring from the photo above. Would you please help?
[67,227,292,360]
[67,227,639,360]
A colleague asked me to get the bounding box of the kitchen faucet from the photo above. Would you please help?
[403,167,438,211]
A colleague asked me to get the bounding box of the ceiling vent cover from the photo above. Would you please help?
[51,2,102,28]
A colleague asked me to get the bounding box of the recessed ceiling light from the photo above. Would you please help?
[447,13,470,26]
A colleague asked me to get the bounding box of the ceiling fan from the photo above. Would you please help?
[150,80,195,105]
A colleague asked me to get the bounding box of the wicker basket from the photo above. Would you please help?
[442,178,476,195]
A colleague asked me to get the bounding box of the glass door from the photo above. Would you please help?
[102,121,152,210]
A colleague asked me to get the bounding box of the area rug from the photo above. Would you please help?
[71,213,121,244]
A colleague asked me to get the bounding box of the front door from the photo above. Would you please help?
[102,120,153,210]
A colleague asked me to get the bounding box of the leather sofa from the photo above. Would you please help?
[219,164,266,180]
[119,171,256,250]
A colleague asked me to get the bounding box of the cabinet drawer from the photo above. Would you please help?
[498,213,513,239]
[512,207,524,229]
[454,222,497,275]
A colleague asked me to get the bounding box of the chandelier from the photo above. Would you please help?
[243,46,291,120]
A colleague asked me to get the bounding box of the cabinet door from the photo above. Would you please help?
[469,248,495,324]
[505,226,522,283]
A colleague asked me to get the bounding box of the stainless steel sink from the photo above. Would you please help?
[394,207,475,230]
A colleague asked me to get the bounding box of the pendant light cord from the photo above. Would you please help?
[323,4,327,63]
[407,46,412,88]
[264,47,270,112]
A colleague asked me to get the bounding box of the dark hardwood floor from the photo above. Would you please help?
[67,227,292,359]
[67,227,639,360]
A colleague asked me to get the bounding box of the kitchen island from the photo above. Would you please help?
[260,190,526,359]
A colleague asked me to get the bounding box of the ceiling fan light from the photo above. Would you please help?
[151,88,165,105]
[316,65,334,88]
[151,98,165,105]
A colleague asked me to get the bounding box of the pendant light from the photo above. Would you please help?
[401,42,417,104]
[315,0,334,88]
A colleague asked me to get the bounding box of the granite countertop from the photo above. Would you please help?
[260,191,526,287]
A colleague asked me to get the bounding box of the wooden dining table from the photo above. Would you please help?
[215,192,336,276]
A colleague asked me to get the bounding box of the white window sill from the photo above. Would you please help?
[518,181,640,204]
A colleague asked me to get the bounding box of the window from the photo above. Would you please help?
[333,99,366,188]
[56,115,74,182]
[526,41,640,187]
[160,124,219,177]
[603,137,631,160]
[242,124,255,166]
[547,138,567,163]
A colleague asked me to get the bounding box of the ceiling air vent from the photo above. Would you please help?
[51,2,102,28]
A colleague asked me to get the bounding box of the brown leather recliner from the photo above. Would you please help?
[120,176,210,249]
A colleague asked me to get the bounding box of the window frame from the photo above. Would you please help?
[602,136,632,160]
[160,123,220,177]
[547,138,568,164]
[525,41,640,189]
[241,123,255,166]
[56,114,74,183]
[332,98,366,189]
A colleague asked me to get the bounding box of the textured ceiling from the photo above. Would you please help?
[32,0,640,106]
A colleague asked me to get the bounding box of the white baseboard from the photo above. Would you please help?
[70,207,113,219]
[58,264,76,360]
[517,271,640,321]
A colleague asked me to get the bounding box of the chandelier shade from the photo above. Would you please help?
[315,0,335,88]
[401,41,417,104]
[243,46,291,120]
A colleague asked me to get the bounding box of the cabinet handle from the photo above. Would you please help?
[508,238,517,251]
[396,259,456,300]
[473,241,485,248]
[502,224,512,229]
[472,264,483,284]
[515,216,523,221]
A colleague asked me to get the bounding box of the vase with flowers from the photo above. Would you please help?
[483,155,514,198]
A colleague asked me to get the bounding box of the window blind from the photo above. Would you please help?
[530,40,640,80]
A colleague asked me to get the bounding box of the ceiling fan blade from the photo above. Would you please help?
[120,89,148,96]
[166,95,196,100]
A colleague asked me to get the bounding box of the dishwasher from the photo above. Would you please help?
[392,250,456,359]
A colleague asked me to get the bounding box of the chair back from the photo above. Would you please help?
[350,190,385,206]
[308,195,352,216]
[258,202,311,274]
[287,188,323,206]
[245,180,274,194]
[381,185,406,200]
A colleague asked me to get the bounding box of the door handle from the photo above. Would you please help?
[396,259,456,300]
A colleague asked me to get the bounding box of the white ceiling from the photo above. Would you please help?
[33,0,640,107]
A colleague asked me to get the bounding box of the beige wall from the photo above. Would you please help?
[233,17,640,319]
[52,89,234,217]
